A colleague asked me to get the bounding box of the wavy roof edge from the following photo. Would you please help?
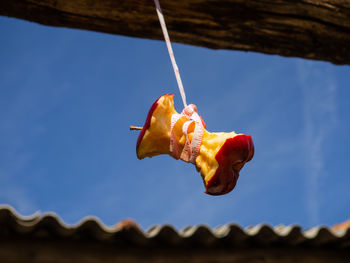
[1,205,349,248]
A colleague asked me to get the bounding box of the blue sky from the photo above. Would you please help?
[1,16,349,230]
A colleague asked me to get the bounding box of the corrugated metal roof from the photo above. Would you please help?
[0,205,349,248]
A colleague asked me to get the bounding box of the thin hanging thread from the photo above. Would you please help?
[154,0,187,108]
[154,0,204,163]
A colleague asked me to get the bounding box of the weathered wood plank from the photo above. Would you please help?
[0,0,350,65]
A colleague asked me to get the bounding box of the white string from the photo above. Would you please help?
[154,0,187,108]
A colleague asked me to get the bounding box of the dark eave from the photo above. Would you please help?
[0,206,350,263]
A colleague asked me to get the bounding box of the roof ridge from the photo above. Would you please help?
[0,205,349,248]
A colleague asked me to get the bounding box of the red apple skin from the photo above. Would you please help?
[136,94,173,157]
[136,97,160,153]
[205,134,254,195]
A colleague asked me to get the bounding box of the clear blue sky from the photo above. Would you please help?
[1,16,349,230]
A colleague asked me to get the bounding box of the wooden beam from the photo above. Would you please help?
[1,0,350,65]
